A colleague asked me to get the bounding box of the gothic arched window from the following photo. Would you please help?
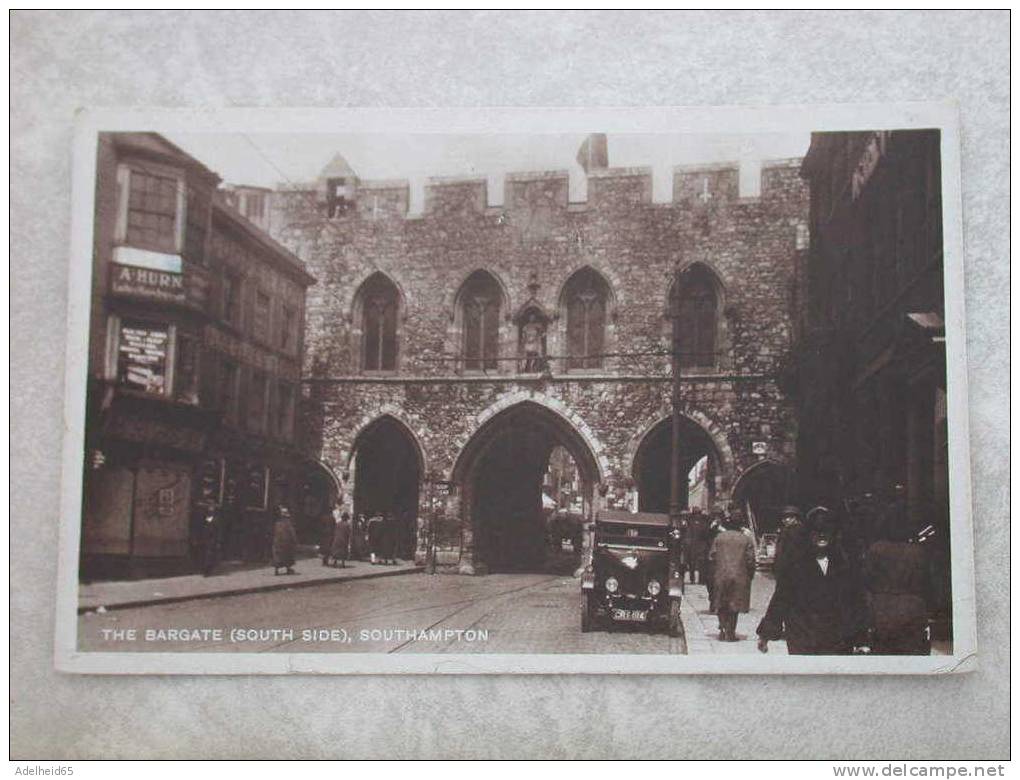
[460,271,502,371]
[563,268,609,370]
[360,273,399,371]
[672,265,719,369]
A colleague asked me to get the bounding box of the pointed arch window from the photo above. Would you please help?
[564,268,609,370]
[360,274,399,371]
[459,271,502,372]
[672,266,719,369]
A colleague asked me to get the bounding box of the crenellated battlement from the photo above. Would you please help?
[270,139,802,222]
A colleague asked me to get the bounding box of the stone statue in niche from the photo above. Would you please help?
[520,310,547,373]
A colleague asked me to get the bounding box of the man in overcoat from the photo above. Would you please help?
[271,505,298,575]
[320,505,337,567]
[708,509,757,641]
[329,510,353,568]
[773,504,805,580]
[757,507,871,655]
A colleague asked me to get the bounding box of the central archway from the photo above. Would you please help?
[453,400,602,574]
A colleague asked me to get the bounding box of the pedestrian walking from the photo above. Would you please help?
[382,511,398,565]
[708,509,756,641]
[684,508,710,585]
[757,507,871,655]
[200,503,221,577]
[863,515,930,655]
[319,506,336,567]
[773,504,806,580]
[271,505,298,575]
[704,509,725,603]
[328,510,353,568]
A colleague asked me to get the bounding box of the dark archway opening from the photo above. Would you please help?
[731,461,794,540]
[455,402,599,574]
[352,417,421,559]
[632,417,720,513]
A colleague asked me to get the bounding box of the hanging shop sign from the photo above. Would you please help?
[117,322,169,395]
[111,262,186,303]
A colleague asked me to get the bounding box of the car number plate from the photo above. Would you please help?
[612,609,647,622]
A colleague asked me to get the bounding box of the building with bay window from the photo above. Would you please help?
[81,133,317,579]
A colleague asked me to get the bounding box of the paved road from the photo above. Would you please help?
[79,570,696,655]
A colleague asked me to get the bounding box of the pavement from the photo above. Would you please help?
[78,548,422,613]
[681,571,788,654]
[78,556,950,656]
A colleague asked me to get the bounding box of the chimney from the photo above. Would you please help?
[576,133,608,174]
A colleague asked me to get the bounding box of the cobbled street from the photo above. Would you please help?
[78,566,782,656]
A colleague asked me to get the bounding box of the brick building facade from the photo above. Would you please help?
[269,136,809,573]
[81,133,317,579]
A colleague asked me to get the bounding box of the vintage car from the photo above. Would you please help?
[580,509,683,637]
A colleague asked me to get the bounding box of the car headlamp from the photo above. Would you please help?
[605,576,619,593]
[647,579,662,596]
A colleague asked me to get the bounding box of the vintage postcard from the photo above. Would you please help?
[54,104,975,674]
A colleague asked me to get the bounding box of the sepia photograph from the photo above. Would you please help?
[53,105,974,674]
[11,8,1009,765]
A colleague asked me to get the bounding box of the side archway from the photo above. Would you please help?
[730,459,795,539]
[628,409,736,512]
[344,413,425,560]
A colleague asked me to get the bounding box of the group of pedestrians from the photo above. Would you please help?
[699,491,932,655]
[318,507,403,568]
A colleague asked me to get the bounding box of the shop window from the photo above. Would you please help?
[563,268,609,371]
[175,333,200,404]
[459,271,502,372]
[121,166,182,254]
[115,319,172,396]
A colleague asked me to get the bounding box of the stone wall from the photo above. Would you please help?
[270,154,809,562]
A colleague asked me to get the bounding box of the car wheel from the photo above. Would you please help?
[581,592,594,633]
[668,598,683,638]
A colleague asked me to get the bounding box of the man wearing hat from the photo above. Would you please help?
[757,506,871,655]
[708,507,757,642]
[773,504,805,580]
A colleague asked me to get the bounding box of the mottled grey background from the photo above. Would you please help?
[10,10,1009,759]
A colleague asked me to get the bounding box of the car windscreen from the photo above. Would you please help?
[596,522,670,548]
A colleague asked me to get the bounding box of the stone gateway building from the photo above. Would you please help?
[269,136,809,573]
